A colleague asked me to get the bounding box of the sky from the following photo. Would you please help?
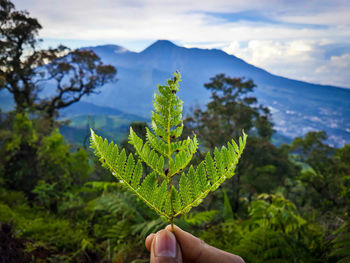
[14,0,350,88]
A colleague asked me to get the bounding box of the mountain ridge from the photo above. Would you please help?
[111,40,349,90]
[79,40,349,146]
[1,40,349,146]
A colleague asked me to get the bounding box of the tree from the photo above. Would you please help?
[0,112,91,202]
[0,0,116,118]
[288,131,350,215]
[185,74,273,149]
[184,74,297,213]
[0,0,116,203]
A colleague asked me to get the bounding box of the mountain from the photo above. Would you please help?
[78,40,350,146]
[1,40,349,146]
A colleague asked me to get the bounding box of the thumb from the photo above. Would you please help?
[150,229,183,263]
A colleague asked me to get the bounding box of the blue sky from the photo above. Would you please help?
[14,0,350,88]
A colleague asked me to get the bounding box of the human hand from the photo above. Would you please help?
[145,225,244,263]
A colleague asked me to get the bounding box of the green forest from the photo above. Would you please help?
[1,1,350,262]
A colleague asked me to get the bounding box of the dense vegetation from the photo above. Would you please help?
[1,1,349,262]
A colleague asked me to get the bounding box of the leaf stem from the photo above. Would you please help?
[168,81,175,230]
[169,178,174,231]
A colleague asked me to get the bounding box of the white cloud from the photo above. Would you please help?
[14,0,350,43]
[330,53,350,68]
[223,40,317,65]
[279,10,350,26]
[223,40,350,87]
[13,0,350,88]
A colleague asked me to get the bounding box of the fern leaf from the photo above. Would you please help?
[153,180,167,211]
[169,137,198,176]
[231,139,239,154]
[214,147,224,174]
[174,135,246,217]
[90,130,170,219]
[116,149,127,176]
[172,124,184,138]
[331,220,350,263]
[139,172,157,202]
[146,127,168,157]
[182,210,219,226]
[152,111,168,131]
[129,128,166,178]
[170,136,194,153]
[164,191,172,216]
[187,165,201,199]
[179,172,192,206]
[90,72,247,224]
[131,161,143,188]
[205,152,218,184]
[196,162,208,191]
[151,119,168,140]
[172,186,183,214]
[123,154,135,183]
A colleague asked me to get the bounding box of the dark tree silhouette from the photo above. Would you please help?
[185,74,274,149]
[0,0,116,118]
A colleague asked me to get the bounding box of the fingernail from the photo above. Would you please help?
[154,230,177,258]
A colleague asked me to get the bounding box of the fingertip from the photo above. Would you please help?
[165,224,245,263]
[145,233,155,251]
[165,224,181,233]
[150,229,183,262]
[165,224,206,261]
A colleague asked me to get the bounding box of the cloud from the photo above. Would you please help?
[13,0,350,88]
[14,0,350,42]
[330,53,350,68]
[223,40,350,87]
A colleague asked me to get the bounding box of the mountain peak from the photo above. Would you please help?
[142,40,179,53]
[152,40,177,47]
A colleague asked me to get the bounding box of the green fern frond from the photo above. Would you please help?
[182,210,219,226]
[233,228,293,263]
[128,128,165,178]
[331,220,350,263]
[90,72,247,225]
[90,131,169,219]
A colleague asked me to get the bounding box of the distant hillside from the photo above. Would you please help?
[80,40,350,146]
[1,40,349,146]
[59,102,147,145]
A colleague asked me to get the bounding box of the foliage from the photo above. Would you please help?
[0,112,91,209]
[200,193,327,263]
[331,220,350,263]
[245,193,306,234]
[0,0,116,118]
[184,74,273,148]
[0,5,348,260]
[184,74,298,215]
[181,210,219,226]
[287,131,350,216]
[90,72,247,226]
[1,75,347,263]
[233,227,295,263]
[84,182,170,261]
[0,198,91,259]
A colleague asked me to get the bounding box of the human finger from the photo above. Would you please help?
[146,233,155,251]
[150,229,183,263]
[165,225,244,263]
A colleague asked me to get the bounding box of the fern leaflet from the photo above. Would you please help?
[90,72,247,226]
